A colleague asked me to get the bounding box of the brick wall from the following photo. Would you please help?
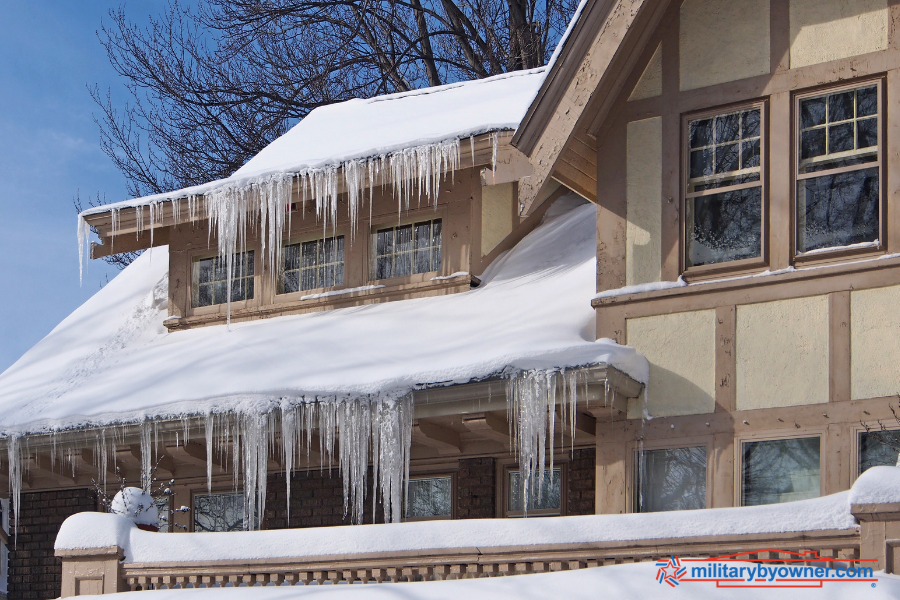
[566,447,596,516]
[8,488,97,600]
[265,470,389,529]
[457,457,496,518]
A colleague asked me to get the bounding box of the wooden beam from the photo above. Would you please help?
[129,445,177,477]
[30,453,77,486]
[80,449,120,478]
[462,412,511,445]
[554,410,597,441]
[412,421,462,455]
[182,441,226,469]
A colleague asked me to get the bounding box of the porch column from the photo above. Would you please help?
[56,546,124,596]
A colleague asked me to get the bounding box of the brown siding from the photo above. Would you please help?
[9,488,97,600]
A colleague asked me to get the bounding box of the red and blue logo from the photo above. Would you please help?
[656,555,687,587]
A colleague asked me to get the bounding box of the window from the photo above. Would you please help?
[406,475,452,520]
[796,83,881,254]
[193,491,247,532]
[280,236,344,293]
[684,105,763,268]
[634,446,706,513]
[742,437,820,506]
[373,219,442,279]
[192,251,255,307]
[859,429,900,475]
[507,467,562,516]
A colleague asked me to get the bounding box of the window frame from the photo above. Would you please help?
[499,462,567,518]
[404,472,456,522]
[735,430,825,507]
[368,216,444,282]
[189,249,258,313]
[680,100,769,280]
[189,488,251,533]
[852,421,900,482]
[792,77,886,264]
[276,231,347,298]
[626,437,712,514]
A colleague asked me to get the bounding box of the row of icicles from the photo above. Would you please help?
[78,133,502,321]
[5,366,603,534]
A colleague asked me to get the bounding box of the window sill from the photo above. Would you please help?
[591,253,900,309]
[793,242,884,268]
[681,256,768,283]
[166,273,478,331]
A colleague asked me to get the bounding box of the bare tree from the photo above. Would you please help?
[87,0,578,266]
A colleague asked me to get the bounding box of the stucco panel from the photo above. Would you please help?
[736,296,829,410]
[790,0,888,68]
[627,310,717,417]
[480,182,514,256]
[851,285,900,400]
[680,0,770,91]
[629,43,662,101]
[626,117,662,286]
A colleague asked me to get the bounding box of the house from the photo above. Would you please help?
[3,0,900,597]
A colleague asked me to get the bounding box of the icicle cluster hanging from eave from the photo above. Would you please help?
[504,366,599,514]
[5,393,412,533]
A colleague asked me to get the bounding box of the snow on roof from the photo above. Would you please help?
[0,197,647,434]
[78,68,547,217]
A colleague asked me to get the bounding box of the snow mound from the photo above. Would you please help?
[110,488,159,527]
[0,197,647,434]
[849,466,900,505]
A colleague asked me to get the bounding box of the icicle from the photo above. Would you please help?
[139,420,152,492]
[491,132,499,176]
[7,434,21,539]
[77,215,90,285]
[110,208,121,255]
[134,206,144,241]
[470,135,476,168]
[204,412,214,493]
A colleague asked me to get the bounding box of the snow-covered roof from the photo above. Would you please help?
[78,68,547,218]
[0,197,647,434]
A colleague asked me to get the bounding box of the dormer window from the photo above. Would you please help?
[280,236,345,294]
[373,219,442,280]
[192,251,255,308]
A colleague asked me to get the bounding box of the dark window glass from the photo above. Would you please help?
[635,446,706,513]
[193,492,249,532]
[507,468,561,515]
[859,430,900,474]
[797,167,879,252]
[797,84,881,254]
[406,476,452,519]
[374,219,442,279]
[193,251,254,307]
[281,236,344,293]
[742,437,820,506]
[685,107,763,269]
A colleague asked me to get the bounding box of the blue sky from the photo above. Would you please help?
[0,2,162,373]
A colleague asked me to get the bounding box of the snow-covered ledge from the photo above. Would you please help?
[55,470,900,594]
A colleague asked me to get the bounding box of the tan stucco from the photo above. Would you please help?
[626,117,662,286]
[626,310,717,417]
[629,43,662,101]
[790,0,888,68]
[851,285,900,400]
[679,0,770,91]
[480,182,514,256]
[736,296,829,410]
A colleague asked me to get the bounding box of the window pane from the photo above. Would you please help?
[283,270,300,294]
[859,430,900,474]
[715,143,740,174]
[858,118,878,149]
[690,148,714,179]
[193,492,246,532]
[741,109,761,138]
[828,122,854,154]
[214,281,228,304]
[431,220,442,271]
[741,139,760,169]
[689,118,713,149]
[800,97,826,129]
[284,243,300,271]
[507,468,561,514]
[801,128,826,160]
[828,91,855,123]
[198,258,213,284]
[155,496,170,533]
[715,113,740,144]
[857,86,877,117]
[635,446,706,513]
[797,167,879,252]
[414,222,432,274]
[407,476,452,519]
[687,186,761,266]
[197,284,213,307]
[301,241,318,268]
[394,225,413,277]
[742,437,820,506]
